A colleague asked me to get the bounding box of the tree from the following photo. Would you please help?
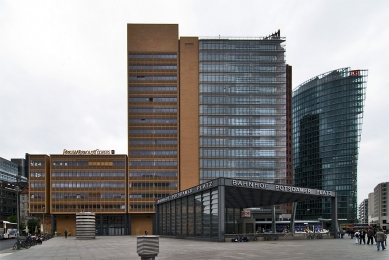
[27,219,40,234]
[7,215,17,223]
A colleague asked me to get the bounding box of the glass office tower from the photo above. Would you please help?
[292,67,368,221]
[199,35,287,185]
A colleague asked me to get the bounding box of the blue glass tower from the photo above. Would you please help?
[292,67,368,221]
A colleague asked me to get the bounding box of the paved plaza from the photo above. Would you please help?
[0,236,387,260]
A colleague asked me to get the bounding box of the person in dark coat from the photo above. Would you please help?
[359,229,366,244]
[64,230,68,238]
[367,229,374,245]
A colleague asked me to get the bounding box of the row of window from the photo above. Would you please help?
[30,172,45,178]
[51,182,125,188]
[129,65,177,70]
[128,118,177,125]
[129,140,177,146]
[129,150,177,156]
[129,97,177,103]
[293,92,364,110]
[201,117,277,125]
[51,171,125,177]
[129,193,171,199]
[30,161,45,167]
[129,108,177,114]
[129,129,177,135]
[199,42,279,51]
[200,96,278,104]
[201,170,277,179]
[200,74,280,83]
[129,86,177,92]
[30,193,45,199]
[51,193,125,199]
[51,204,125,210]
[130,204,154,209]
[200,137,282,147]
[129,53,177,59]
[200,85,279,94]
[201,149,276,157]
[200,159,278,168]
[293,122,359,135]
[52,161,125,167]
[30,182,45,188]
[201,128,277,136]
[0,173,23,182]
[129,182,178,188]
[199,106,281,115]
[200,64,279,72]
[129,75,177,81]
[129,160,177,167]
[129,171,177,177]
[200,54,281,62]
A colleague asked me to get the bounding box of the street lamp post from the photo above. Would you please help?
[15,186,21,250]
[42,206,45,234]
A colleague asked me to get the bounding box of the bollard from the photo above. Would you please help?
[137,235,159,260]
[76,212,96,240]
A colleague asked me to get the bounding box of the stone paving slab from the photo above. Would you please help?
[0,236,387,260]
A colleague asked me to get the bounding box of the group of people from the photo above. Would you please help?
[352,228,387,251]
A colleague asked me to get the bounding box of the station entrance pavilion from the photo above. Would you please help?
[155,178,337,242]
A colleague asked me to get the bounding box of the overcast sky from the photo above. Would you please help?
[1,0,388,205]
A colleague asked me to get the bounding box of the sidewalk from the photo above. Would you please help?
[0,236,387,260]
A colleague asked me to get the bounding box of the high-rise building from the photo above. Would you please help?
[127,24,291,232]
[358,199,368,223]
[373,182,389,230]
[198,34,287,185]
[0,157,27,183]
[292,67,368,221]
[0,157,27,221]
[368,192,376,224]
[27,24,291,236]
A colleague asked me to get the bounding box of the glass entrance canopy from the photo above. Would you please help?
[155,178,337,242]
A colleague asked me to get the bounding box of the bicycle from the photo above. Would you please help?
[306,233,315,239]
[264,234,279,241]
[13,238,31,250]
[249,234,258,241]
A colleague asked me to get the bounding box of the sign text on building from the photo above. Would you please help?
[63,149,115,155]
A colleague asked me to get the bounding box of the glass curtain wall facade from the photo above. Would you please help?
[128,52,179,213]
[292,68,368,221]
[199,38,287,185]
[157,187,219,239]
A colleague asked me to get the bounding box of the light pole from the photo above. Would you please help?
[15,185,21,249]
[42,206,45,234]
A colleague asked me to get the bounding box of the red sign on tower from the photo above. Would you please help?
[350,70,360,76]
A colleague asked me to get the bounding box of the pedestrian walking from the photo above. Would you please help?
[354,230,360,244]
[359,229,366,244]
[367,229,374,245]
[374,229,386,251]
[64,230,68,239]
